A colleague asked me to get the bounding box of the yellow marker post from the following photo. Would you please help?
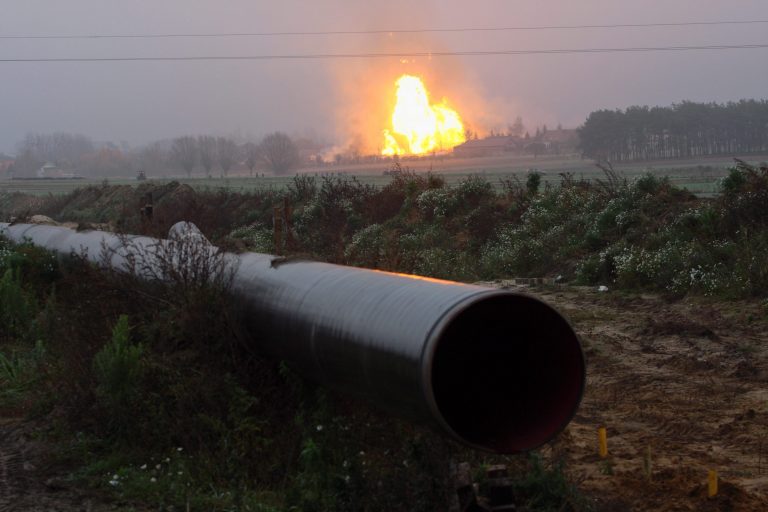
[708,469,718,497]
[598,427,608,458]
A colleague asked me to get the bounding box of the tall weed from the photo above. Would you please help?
[0,268,35,341]
[93,315,144,433]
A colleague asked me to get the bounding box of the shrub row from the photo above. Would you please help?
[3,161,767,299]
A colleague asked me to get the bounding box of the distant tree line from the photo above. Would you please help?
[10,132,130,177]
[7,131,302,178]
[578,100,768,162]
[169,132,299,177]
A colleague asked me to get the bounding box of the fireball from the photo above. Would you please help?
[382,75,466,156]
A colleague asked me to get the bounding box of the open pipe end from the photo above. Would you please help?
[429,293,585,453]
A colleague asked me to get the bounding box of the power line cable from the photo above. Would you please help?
[1,43,767,62]
[2,20,768,39]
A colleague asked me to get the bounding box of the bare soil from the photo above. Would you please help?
[513,284,768,511]
[0,419,120,511]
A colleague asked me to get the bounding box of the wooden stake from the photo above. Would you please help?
[283,197,294,250]
[708,469,718,497]
[598,427,608,458]
[643,444,652,481]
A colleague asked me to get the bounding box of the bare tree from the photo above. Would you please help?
[216,137,238,177]
[243,142,260,176]
[18,132,94,169]
[137,141,169,176]
[198,136,217,176]
[7,148,39,177]
[260,132,299,175]
[79,147,131,177]
[171,136,198,177]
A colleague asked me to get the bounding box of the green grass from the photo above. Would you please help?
[0,169,730,197]
[4,152,764,197]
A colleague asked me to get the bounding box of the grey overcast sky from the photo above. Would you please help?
[1,0,767,153]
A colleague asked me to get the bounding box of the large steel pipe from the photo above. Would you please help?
[1,222,585,453]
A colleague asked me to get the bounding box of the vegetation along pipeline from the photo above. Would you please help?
[0,221,585,453]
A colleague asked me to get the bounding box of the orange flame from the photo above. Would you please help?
[382,75,466,156]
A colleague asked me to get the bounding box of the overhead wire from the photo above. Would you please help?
[0,43,767,62]
[1,19,768,39]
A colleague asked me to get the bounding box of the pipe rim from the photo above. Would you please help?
[421,289,586,453]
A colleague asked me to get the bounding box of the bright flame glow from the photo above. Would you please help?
[382,75,466,156]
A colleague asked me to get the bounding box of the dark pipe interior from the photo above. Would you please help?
[431,295,584,453]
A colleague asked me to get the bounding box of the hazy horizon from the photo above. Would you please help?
[2,0,768,154]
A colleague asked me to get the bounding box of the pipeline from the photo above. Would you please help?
[0,221,585,453]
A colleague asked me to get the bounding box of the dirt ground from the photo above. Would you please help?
[1,285,766,511]
[0,419,123,512]
[514,284,768,511]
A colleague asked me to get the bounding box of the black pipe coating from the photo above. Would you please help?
[1,222,585,453]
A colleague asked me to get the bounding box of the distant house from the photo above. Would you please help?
[453,136,522,157]
[37,162,63,178]
[539,129,579,154]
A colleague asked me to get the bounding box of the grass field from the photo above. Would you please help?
[2,153,765,197]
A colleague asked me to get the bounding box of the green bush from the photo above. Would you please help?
[416,188,455,218]
[526,171,542,196]
[293,174,375,260]
[720,166,748,195]
[228,223,275,253]
[0,339,46,410]
[93,315,144,433]
[288,174,318,202]
[0,238,59,291]
[345,224,386,268]
[0,268,35,342]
